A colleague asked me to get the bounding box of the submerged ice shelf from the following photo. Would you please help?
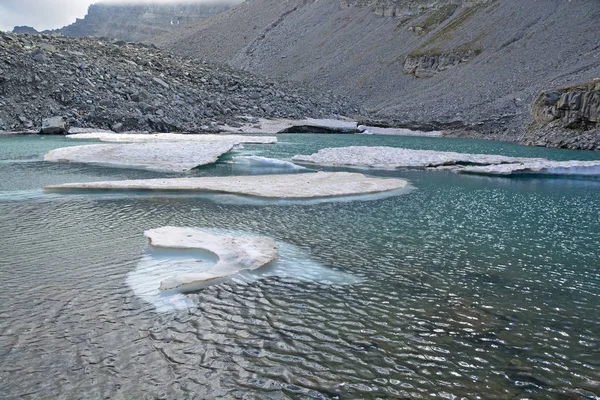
[293,146,600,176]
[44,171,408,199]
[128,227,361,312]
[146,227,279,292]
[231,156,307,171]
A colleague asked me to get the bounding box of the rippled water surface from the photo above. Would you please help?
[1,134,599,399]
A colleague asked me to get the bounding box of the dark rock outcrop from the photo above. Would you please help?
[12,26,39,35]
[532,81,600,130]
[0,32,356,133]
[524,80,600,150]
[403,50,478,78]
[13,2,237,43]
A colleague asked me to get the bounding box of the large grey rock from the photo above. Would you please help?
[41,116,67,134]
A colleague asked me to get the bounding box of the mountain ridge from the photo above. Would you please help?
[156,0,600,148]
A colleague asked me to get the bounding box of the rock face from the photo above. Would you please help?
[13,2,238,43]
[0,31,355,133]
[533,80,600,129]
[155,0,600,148]
[403,51,478,78]
[339,0,493,17]
[526,80,600,150]
[12,26,39,35]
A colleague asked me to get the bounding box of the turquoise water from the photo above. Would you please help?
[0,134,599,399]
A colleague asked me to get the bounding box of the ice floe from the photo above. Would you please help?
[358,125,442,137]
[231,156,307,171]
[44,171,408,198]
[292,146,543,169]
[45,141,236,172]
[127,227,361,312]
[292,146,600,177]
[221,117,360,134]
[66,132,277,144]
[456,160,600,176]
[145,227,279,292]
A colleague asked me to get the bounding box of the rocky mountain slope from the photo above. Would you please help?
[13,2,239,43]
[157,0,600,149]
[0,32,354,133]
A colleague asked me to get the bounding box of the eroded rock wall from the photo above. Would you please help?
[339,0,493,16]
[524,81,600,150]
[54,2,236,43]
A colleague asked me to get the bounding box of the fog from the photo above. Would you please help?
[0,0,241,32]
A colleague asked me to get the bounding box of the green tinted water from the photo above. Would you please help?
[0,134,599,399]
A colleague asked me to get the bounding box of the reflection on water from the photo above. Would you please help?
[0,135,599,399]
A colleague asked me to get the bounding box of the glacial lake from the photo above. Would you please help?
[1,134,599,399]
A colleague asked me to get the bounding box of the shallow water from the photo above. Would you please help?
[1,134,599,399]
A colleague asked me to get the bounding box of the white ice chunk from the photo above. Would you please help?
[358,125,442,137]
[127,227,361,312]
[145,227,279,292]
[292,146,546,169]
[44,171,408,198]
[220,117,359,134]
[44,141,236,172]
[457,160,600,176]
[66,132,277,144]
[232,156,307,170]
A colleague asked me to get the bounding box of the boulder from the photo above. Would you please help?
[41,116,67,134]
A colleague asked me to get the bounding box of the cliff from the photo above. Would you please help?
[526,80,600,150]
[15,2,236,43]
[156,0,600,148]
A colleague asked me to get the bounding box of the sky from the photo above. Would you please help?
[0,0,235,32]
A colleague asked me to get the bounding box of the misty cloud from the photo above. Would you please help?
[0,0,241,32]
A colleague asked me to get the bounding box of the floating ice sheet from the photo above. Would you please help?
[456,160,600,176]
[127,227,361,312]
[44,171,408,199]
[292,146,544,169]
[358,125,442,137]
[45,142,236,172]
[146,227,279,292]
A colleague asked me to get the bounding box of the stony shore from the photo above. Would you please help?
[0,32,358,134]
